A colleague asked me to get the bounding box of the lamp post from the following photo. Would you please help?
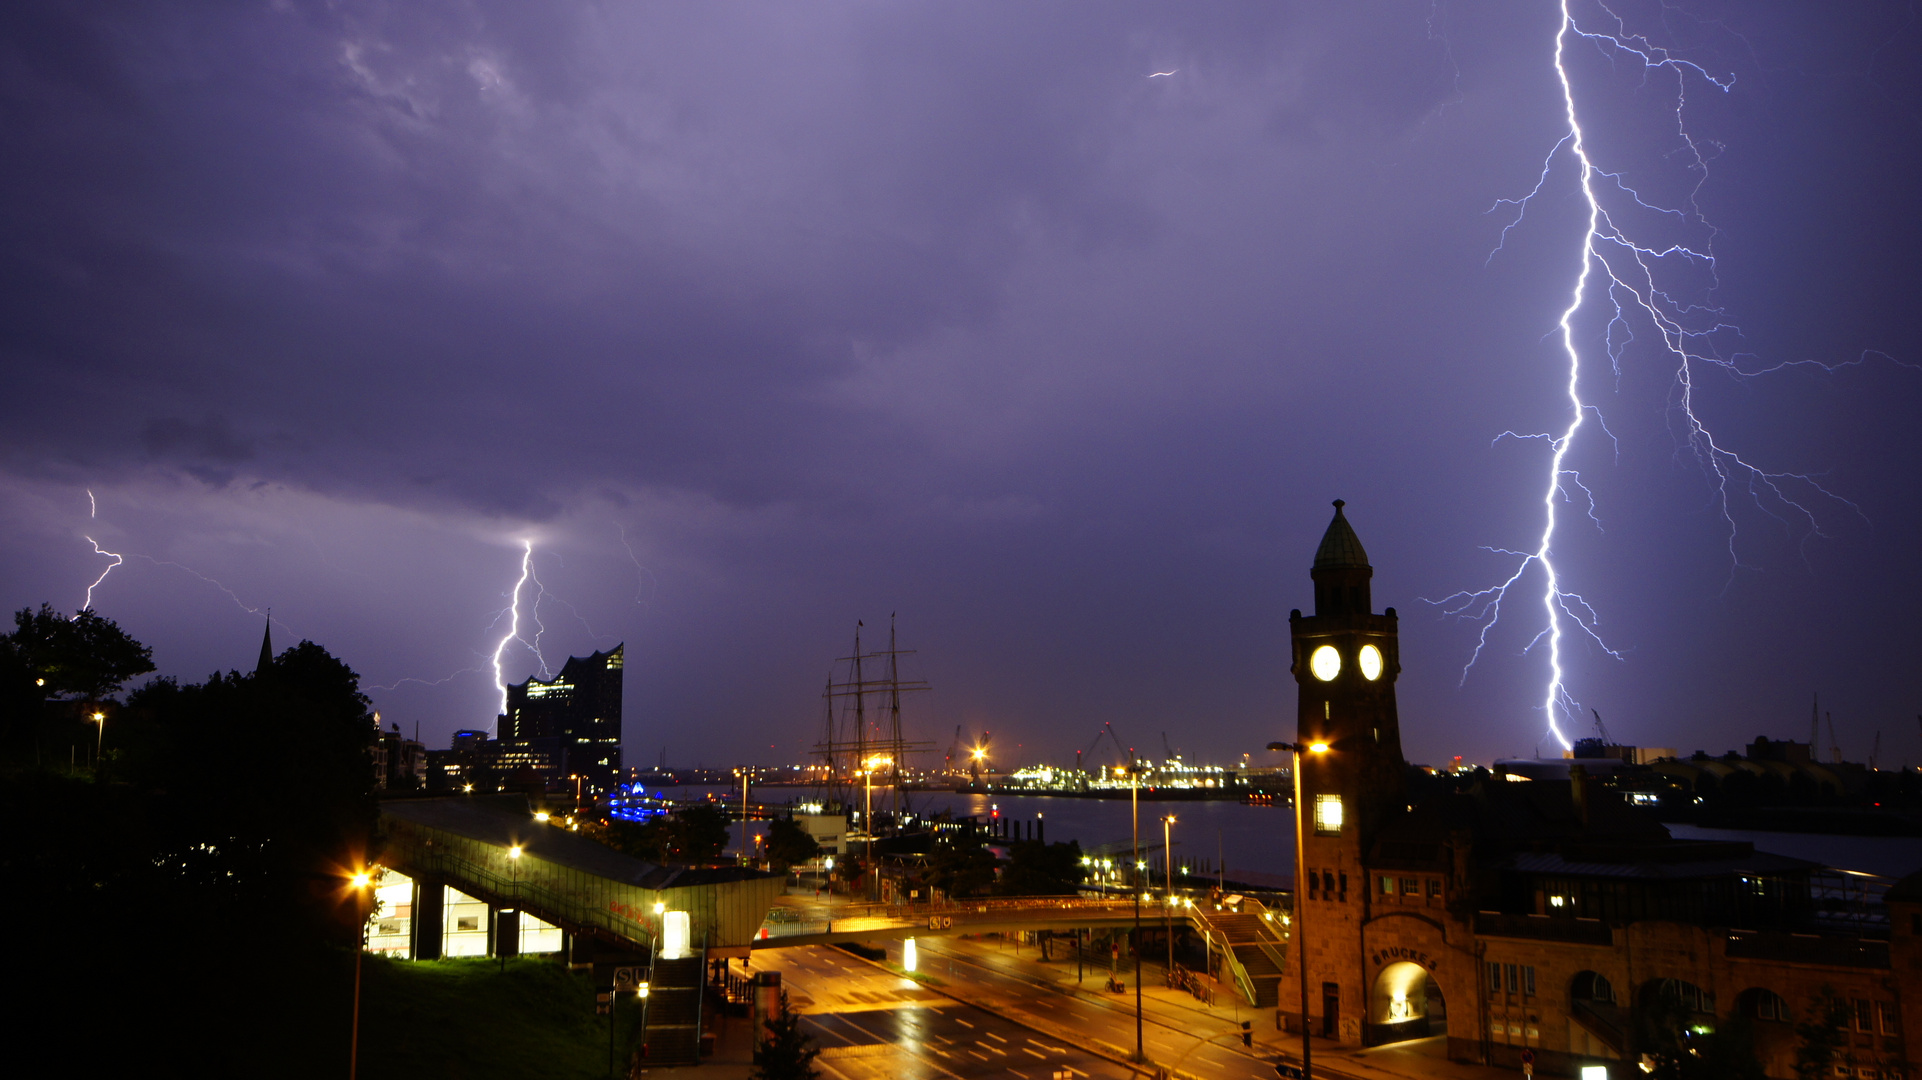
[1268,740,1329,1080]
[503,844,523,972]
[739,768,751,867]
[1130,758,1143,1064]
[347,869,373,1080]
[863,754,891,902]
[90,709,105,764]
[1163,815,1177,979]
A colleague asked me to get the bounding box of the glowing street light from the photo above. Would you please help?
[1162,815,1177,975]
[345,867,375,1080]
[863,755,893,902]
[1269,739,1331,1079]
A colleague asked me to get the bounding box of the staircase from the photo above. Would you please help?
[1192,910,1287,1008]
[646,957,705,1065]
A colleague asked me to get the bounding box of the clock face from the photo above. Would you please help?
[1358,644,1384,681]
[1309,645,1341,681]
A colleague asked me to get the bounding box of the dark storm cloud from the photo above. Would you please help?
[1,2,1918,768]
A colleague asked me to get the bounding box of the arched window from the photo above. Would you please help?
[1571,971,1614,1005]
[1645,978,1715,1015]
[1738,988,1791,1022]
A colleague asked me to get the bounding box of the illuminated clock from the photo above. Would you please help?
[1358,644,1383,681]
[1309,645,1341,681]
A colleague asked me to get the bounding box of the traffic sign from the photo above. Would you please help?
[614,966,650,992]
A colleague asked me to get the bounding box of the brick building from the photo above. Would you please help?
[1278,501,1919,1078]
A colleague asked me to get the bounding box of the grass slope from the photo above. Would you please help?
[359,957,643,1080]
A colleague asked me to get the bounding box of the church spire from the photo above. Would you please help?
[255,614,273,676]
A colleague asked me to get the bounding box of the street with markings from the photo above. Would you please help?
[751,945,1139,1080]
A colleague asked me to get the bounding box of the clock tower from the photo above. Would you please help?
[1284,500,1408,1043]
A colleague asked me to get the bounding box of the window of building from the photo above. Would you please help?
[1427,878,1442,899]
[1487,961,1501,997]
[1380,876,1395,895]
[1854,1000,1873,1033]
[1337,872,1347,900]
[1401,877,1419,895]
[1505,963,1518,995]
[1877,1002,1899,1036]
[1308,869,1320,900]
[1522,966,1536,998]
[1750,990,1791,1022]
[1323,871,1336,897]
[1314,794,1343,835]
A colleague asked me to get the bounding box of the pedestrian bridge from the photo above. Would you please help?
[371,795,1290,1006]
[753,895,1292,1007]
[377,795,782,958]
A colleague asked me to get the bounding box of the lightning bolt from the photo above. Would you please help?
[79,535,122,615]
[1435,1,1881,752]
[488,540,550,721]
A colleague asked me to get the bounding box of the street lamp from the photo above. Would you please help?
[1162,815,1177,978]
[346,868,374,1080]
[504,844,523,972]
[90,710,105,763]
[737,768,751,866]
[1268,739,1330,1080]
[863,754,892,902]
[1128,757,1144,1063]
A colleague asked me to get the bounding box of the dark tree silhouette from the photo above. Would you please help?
[766,815,822,870]
[751,993,820,1080]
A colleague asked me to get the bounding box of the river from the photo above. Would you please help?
[672,785,1922,883]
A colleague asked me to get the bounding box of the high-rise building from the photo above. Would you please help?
[497,644,624,794]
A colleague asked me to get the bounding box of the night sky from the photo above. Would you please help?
[3,2,1918,772]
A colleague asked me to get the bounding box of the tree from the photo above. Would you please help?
[751,993,820,1080]
[766,815,822,870]
[997,839,1086,895]
[3,634,379,1074]
[586,802,735,864]
[918,840,999,898]
[1794,988,1854,1080]
[3,603,155,700]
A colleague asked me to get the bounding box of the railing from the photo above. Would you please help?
[1215,938,1260,1006]
[755,895,1141,939]
[1166,962,1217,1006]
[1473,911,1613,945]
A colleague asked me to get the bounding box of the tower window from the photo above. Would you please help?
[1314,794,1343,835]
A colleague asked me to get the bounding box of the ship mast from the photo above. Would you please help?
[811,616,935,825]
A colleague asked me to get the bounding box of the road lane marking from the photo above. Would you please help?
[1021,1048,1047,1059]
[1007,1070,1029,1079]
[969,1051,991,1061]
[1023,1039,1054,1052]
[984,1032,1008,1044]
[956,1019,975,1029]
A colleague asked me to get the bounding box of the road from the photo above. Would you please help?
[751,945,1142,1080]
[901,938,1278,1080]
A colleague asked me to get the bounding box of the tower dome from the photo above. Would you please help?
[1313,499,1370,570]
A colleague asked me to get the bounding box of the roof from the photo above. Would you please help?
[1313,500,1370,570]
[379,795,774,890]
[1506,849,1822,881]
[1887,869,1922,903]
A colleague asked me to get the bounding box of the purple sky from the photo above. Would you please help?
[3,2,1919,771]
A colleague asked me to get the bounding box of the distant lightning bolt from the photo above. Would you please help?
[1147,69,1177,78]
[1434,1,1877,752]
[79,536,122,615]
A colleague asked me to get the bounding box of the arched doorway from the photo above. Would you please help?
[1367,961,1445,1044]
